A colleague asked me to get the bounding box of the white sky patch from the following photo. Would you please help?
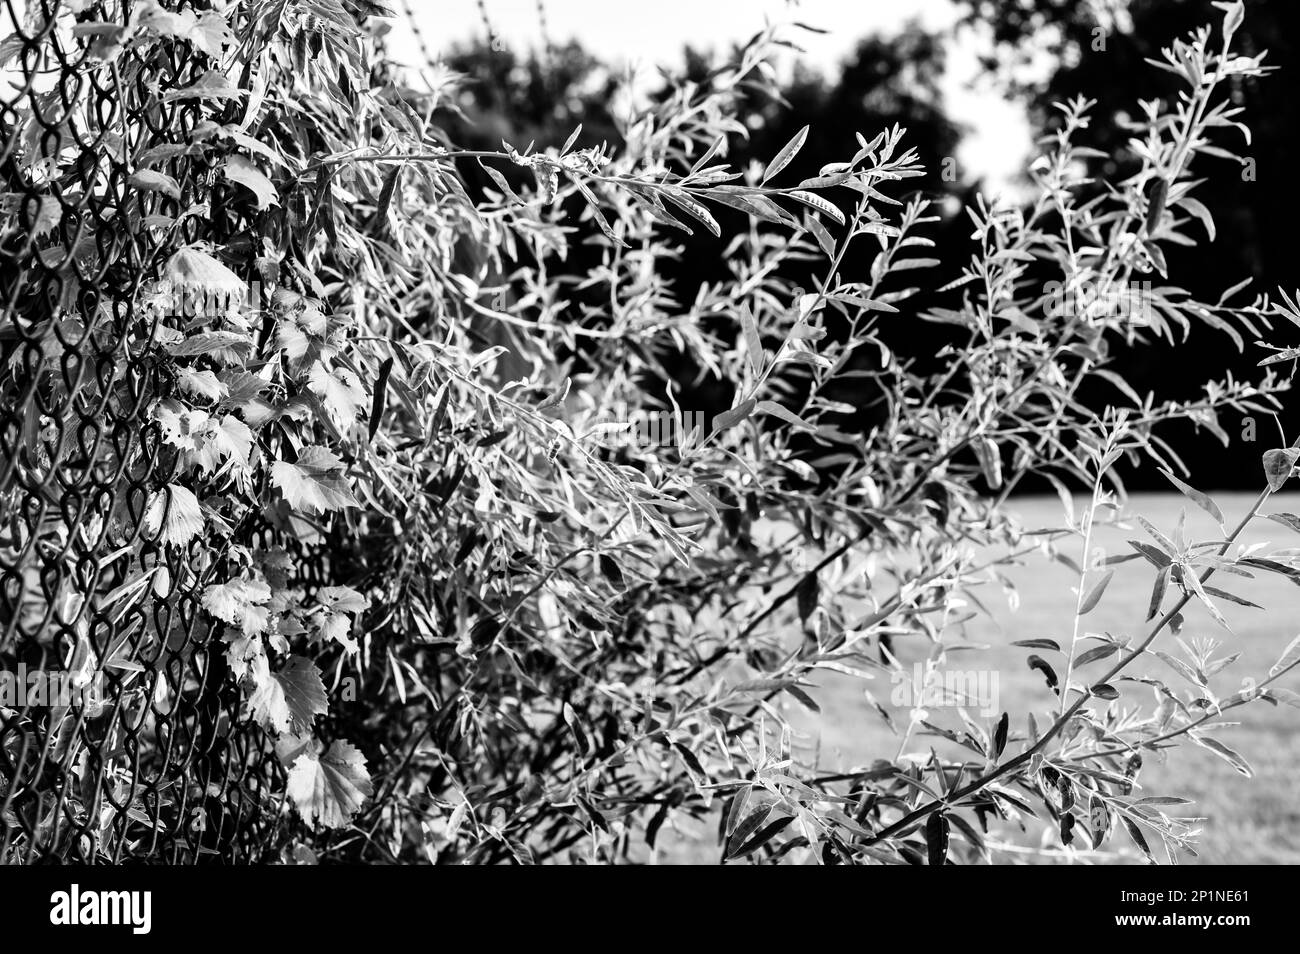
[385,0,1037,194]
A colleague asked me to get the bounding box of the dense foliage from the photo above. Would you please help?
[3,0,1298,863]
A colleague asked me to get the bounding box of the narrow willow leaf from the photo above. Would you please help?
[739,305,763,374]
[478,160,525,205]
[560,123,582,154]
[756,400,814,432]
[784,684,820,713]
[561,702,589,756]
[785,189,845,226]
[1147,565,1170,620]
[673,741,706,779]
[1201,585,1261,609]
[567,172,626,247]
[1143,177,1167,233]
[1011,639,1060,651]
[1270,634,1300,677]
[795,572,820,623]
[1075,643,1119,667]
[1182,569,1229,629]
[711,397,756,434]
[724,785,751,837]
[731,816,794,859]
[1263,447,1299,492]
[1268,687,1300,708]
[1077,570,1114,616]
[1155,650,1204,687]
[1192,735,1253,777]
[1130,540,1173,568]
[1136,516,1178,556]
[725,804,774,857]
[1259,348,1300,367]
[660,189,720,236]
[1122,817,1153,860]
[1178,195,1216,241]
[1160,469,1224,526]
[367,356,392,442]
[926,812,950,866]
[373,166,399,232]
[687,135,725,177]
[762,125,808,184]
[993,712,1009,758]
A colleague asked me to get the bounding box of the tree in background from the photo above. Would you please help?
[955,0,1299,483]
[428,1,1298,488]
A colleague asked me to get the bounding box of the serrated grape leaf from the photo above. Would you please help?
[190,413,252,475]
[244,652,291,732]
[202,576,272,636]
[32,196,62,237]
[307,586,368,653]
[190,10,234,59]
[319,585,367,614]
[167,330,253,361]
[271,444,359,514]
[286,739,373,830]
[176,367,228,402]
[143,483,204,547]
[225,630,264,681]
[276,655,328,734]
[307,361,366,428]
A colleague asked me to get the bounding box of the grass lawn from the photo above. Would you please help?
[663,491,1300,864]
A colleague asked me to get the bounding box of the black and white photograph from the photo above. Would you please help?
[0,0,1297,907]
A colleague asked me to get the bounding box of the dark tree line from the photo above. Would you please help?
[428,0,1297,489]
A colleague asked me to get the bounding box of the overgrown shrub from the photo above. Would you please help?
[2,0,1297,864]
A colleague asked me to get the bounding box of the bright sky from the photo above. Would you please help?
[385,0,1036,195]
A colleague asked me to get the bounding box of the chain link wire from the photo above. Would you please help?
[0,0,288,864]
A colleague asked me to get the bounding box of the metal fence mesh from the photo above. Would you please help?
[0,0,286,864]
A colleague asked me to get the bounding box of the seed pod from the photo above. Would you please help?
[1059,811,1076,845]
[926,811,950,866]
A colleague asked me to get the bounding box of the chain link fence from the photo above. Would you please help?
[0,0,292,863]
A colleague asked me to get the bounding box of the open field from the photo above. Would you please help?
[665,491,1300,864]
